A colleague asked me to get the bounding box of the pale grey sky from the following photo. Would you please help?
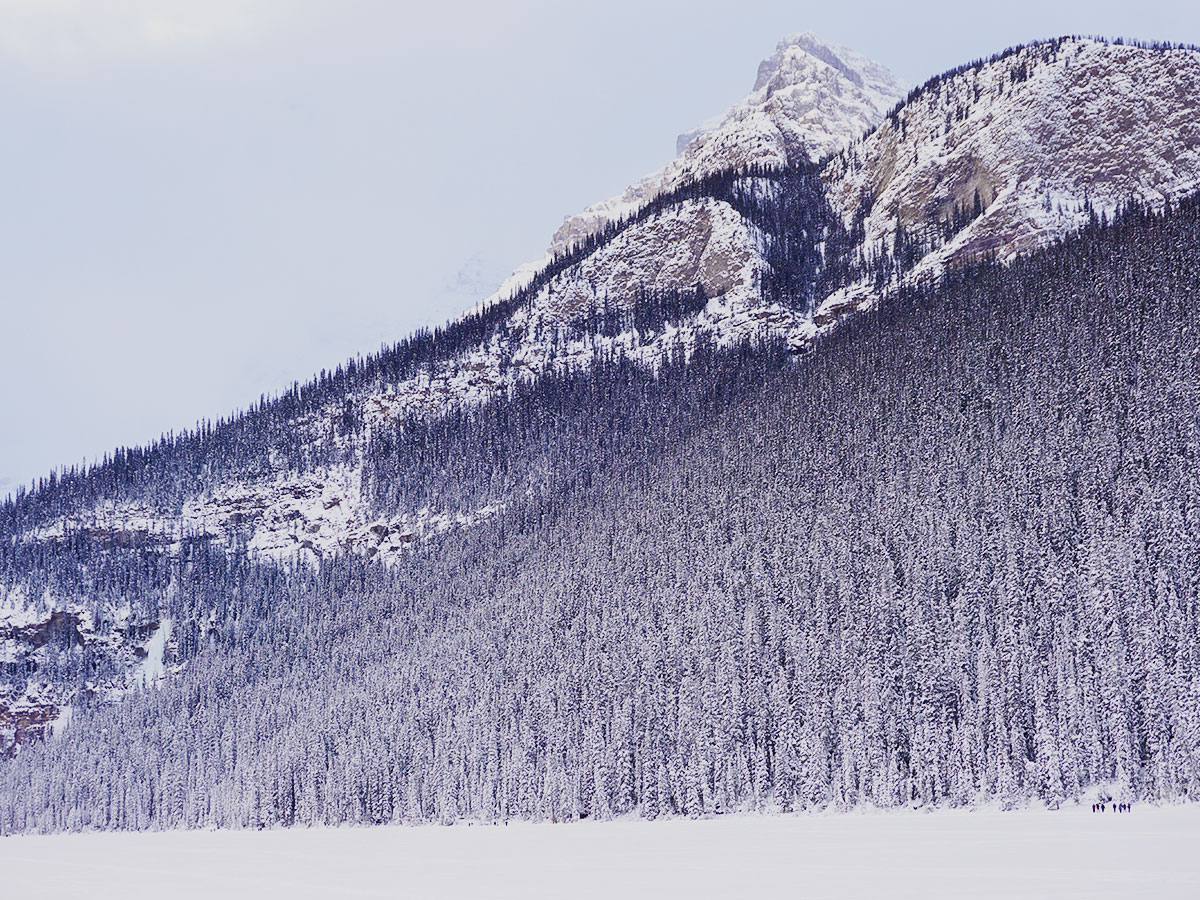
[1,0,1195,496]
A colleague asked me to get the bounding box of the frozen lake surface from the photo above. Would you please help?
[2,804,1198,899]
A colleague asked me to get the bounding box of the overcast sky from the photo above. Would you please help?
[1,0,1196,496]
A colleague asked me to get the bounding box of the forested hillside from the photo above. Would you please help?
[4,198,1199,831]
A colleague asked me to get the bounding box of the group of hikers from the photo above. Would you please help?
[1091,802,1132,813]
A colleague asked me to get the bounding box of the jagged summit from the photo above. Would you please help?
[753,32,903,112]
[538,33,907,261]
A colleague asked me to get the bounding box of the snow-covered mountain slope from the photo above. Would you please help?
[826,38,1200,276]
[6,36,1200,751]
[11,199,1200,823]
[18,37,1200,573]
[17,37,1200,572]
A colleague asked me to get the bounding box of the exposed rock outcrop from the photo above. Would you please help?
[826,39,1200,276]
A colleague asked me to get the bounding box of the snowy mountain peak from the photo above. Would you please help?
[538,34,906,261]
[753,32,904,116]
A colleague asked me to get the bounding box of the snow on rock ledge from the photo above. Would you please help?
[542,200,765,320]
[364,198,775,428]
[0,592,168,753]
[187,466,504,564]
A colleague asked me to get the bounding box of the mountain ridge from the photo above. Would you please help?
[4,33,1200,759]
[9,36,1200,572]
[495,32,907,300]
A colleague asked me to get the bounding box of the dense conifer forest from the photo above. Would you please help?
[3,196,1200,831]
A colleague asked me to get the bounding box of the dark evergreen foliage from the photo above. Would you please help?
[3,197,1200,831]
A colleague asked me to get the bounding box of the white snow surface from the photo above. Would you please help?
[2,805,1197,900]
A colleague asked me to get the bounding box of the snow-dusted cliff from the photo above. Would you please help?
[1,592,169,754]
[488,33,905,307]
[826,38,1200,276]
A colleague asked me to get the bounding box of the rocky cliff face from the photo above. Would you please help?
[825,39,1200,277]
[1,598,170,755]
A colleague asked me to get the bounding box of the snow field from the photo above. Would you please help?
[1,804,1197,900]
